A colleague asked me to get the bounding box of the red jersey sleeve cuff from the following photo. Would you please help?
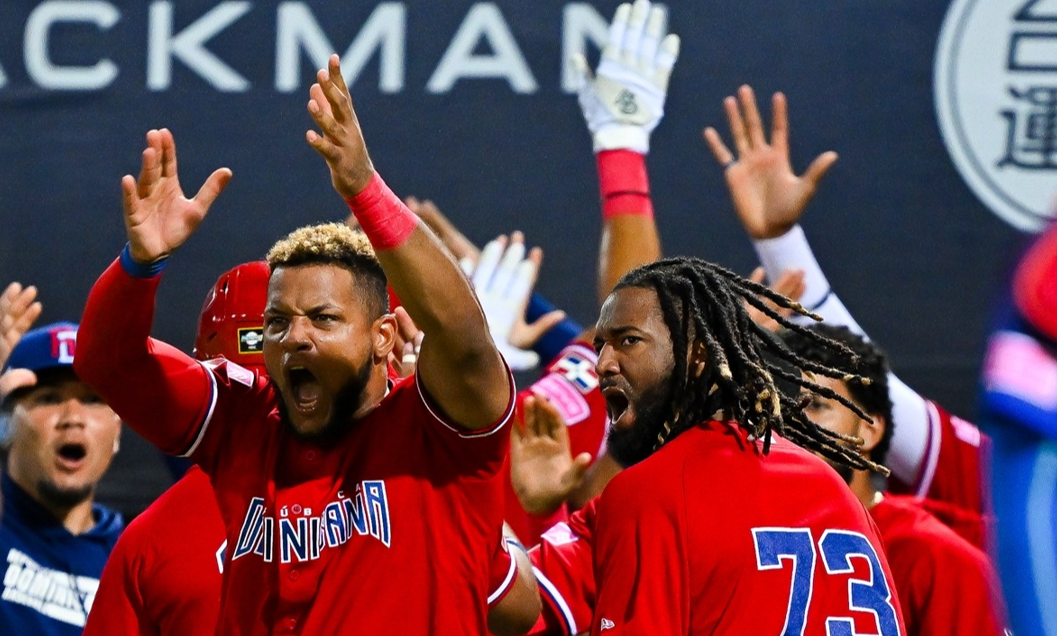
[487,547,519,607]
[414,366,516,438]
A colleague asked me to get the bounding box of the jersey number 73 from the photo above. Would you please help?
[751,527,901,636]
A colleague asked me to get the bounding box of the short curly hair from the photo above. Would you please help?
[779,323,894,466]
[267,223,389,318]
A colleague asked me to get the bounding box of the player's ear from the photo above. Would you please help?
[687,339,708,379]
[373,314,398,362]
[859,413,885,455]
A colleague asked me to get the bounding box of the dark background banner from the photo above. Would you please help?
[0,1,1040,511]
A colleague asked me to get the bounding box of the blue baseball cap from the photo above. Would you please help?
[4,322,79,374]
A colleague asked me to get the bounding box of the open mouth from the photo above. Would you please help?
[288,366,322,413]
[602,387,631,427]
[55,443,87,470]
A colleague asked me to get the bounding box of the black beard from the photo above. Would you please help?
[37,480,93,510]
[276,357,374,444]
[607,380,674,468]
[830,461,855,485]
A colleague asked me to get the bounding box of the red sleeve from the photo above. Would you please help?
[83,529,149,636]
[1014,219,1057,340]
[411,370,515,479]
[488,540,519,608]
[75,258,214,455]
[590,476,689,635]
[889,401,994,524]
[525,498,601,636]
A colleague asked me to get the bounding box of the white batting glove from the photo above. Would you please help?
[463,236,541,372]
[572,0,680,154]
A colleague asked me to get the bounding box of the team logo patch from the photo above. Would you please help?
[238,327,264,354]
[935,0,1057,231]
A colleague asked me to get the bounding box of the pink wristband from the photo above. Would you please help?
[597,149,653,221]
[345,172,419,250]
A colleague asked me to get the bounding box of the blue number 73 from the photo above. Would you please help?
[752,527,901,636]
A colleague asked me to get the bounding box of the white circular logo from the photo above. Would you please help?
[935,0,1057,232]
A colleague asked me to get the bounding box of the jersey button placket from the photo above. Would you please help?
[288,569,300,582]
[281,616,297,633]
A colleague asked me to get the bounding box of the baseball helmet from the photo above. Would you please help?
[194,261,270,373]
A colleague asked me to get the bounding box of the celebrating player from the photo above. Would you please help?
[782,324,1008,635]
[75,54,515,635]
[0,284,124,635]
[704,84,993,537]
[586,257,904,634]
[82,261,268,636]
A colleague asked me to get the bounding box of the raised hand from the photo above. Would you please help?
[572,0,680,153]
[306,54,375,199]
[0,282,44,399]
[744,267,806,332]
[703,87,838,239]
[463,233,565,371]
[0,283,42,370]
[388,307,424,379]
[121,129,232,264]
[511,395,593,516]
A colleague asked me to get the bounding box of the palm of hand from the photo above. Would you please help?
[511,435,577,515]
[727,150,811,239]
[126,178,203,260]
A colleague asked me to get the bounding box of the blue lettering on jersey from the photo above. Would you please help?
[232,481,392,565]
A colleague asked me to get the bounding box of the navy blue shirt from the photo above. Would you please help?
[0,473,123,635]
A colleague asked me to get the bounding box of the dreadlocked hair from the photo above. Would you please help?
[613,256,889,476]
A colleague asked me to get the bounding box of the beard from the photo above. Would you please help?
[276,356,374,444]
[607,378,674,468]
[829,461,855,485]
[37,479,94,510]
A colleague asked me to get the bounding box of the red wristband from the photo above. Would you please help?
[597,149,653,221]
[345,172,419,250]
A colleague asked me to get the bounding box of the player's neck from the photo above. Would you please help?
[56,498,98,535]
[351,366,391,419]
[849,470,880,509]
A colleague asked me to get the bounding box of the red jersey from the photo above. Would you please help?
[870,495,1007,636]
[528,498,598,636]
[76,261,514,636]
[83,466,225,636]
[85,466,520,636]
[590,421,905,636]
[507,343,607,544]
[888,400,994,550]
